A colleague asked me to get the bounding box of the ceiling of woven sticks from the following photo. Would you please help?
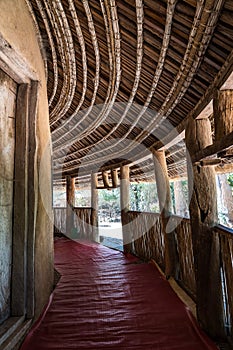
[27,0,233,185]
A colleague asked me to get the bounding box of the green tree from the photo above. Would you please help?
[227,174,233,188]
[130,182,159,213]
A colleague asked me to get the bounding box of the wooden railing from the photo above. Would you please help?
[53,207,92,239]
[125,211,196,299]
[171,216,196,299]
[54,208,66,234]
[126,211,165,270]
[73,207,92,239]
[54,207,233,338]
[214,225,233,340]
[125,211,233,339]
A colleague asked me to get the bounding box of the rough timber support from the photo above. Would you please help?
[120,165,131,253]
[186,117,225,339]
[66,176,75,236]
[91,172,99,242]
[214,90,233,142]
[152,149,178,278]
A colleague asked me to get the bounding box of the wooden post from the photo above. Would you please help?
[152,149,178,278]
[111,169,118,188]
[186,117,225,338]
[66,176,75,236]
[102,171,110,188]
[12,83,29,316]
[214,90,233,141]
[120,165,131,253]
[91,172,99,242]
[27,81,39,318]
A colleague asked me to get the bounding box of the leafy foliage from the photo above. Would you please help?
[227,174,233,188]
[130,182,159,213]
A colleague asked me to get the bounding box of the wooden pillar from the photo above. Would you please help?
[120,165,131,253]
[91,172,99,242]
[186,117,225,338]
[66,176,75,236]
[152,149,178,278]
[111,169,118,188]
[214,89,233,141]
[102,171,110,188]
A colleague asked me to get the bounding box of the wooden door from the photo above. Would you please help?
[0,68,17,324]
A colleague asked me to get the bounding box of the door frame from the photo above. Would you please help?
[0,33,39,346]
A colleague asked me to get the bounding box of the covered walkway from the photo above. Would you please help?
[21,237,217,350]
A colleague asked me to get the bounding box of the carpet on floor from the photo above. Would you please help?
[20,237,218,350]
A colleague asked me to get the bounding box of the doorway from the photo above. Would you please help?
[98,188,123,251]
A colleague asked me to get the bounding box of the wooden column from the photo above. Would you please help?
[111,169,118,188]
[102,171,110,188]
[66,176,75,236]
[12,83,29,316]
[214,89,233,141]
[120,165,131,253]
[214,89,233,222]
[186,117,225,338]
[152,149,178,278]
[91,173,99,242]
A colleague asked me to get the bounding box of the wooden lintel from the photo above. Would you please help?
[192,130,233,163]
[0,33,38,83]
[198,158,222,167]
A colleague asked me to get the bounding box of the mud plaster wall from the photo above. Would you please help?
[0,0,54,318]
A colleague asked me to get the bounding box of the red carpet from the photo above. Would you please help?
[21,237,218,350]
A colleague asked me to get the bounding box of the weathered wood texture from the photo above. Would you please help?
[215,226,233,342]
[12,83,29,317]
[54,208,66,234]
[111,170,118,188]
[173,217,196,299]
[120,165,131,253]
[73,208,92,240]
[127,211,165,270]
[91,173,99,242]
[152,150,178,278]
[66,176,75,235]
[26,0,233,182]
[27,80,39,319]
[126,211,196,299]
[214,90,233,142]
[102,171,110,188]
[54,207,92,240]
[192,129,233,163]
[0,69,17,324]
[186,117,225,338]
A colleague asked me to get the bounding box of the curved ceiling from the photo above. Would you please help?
[26,0,233,184]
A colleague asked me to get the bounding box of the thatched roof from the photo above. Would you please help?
[26,0,233,185]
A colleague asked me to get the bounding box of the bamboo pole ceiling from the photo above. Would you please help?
[26,0,233,184]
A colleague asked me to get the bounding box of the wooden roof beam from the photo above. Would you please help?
[154,49,233,150]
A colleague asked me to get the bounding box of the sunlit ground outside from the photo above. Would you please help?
[99,222,123,251]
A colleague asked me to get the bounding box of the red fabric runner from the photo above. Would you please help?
[21,237,218,350]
